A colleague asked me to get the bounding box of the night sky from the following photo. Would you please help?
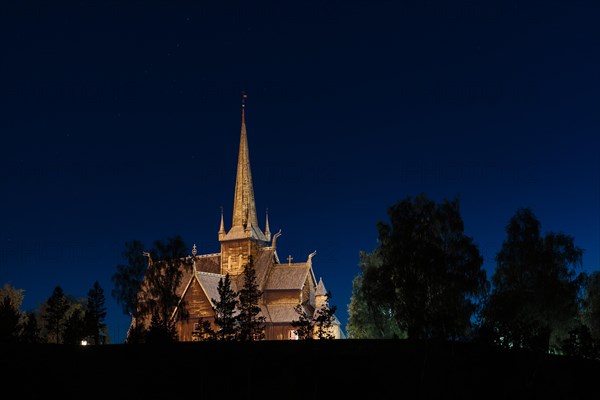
[1,1,599,344]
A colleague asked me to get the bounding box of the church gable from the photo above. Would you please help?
[175,274,218,341]
[181,274,216,319]
[261,263,314,306]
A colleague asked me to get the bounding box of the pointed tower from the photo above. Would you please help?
[264,208,271,242]
[218,206,226,240]
[315,277,328,311]
[219,92,269,275]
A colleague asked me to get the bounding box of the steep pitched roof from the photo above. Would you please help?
[265,263,312,291]
[194,253,221,274]
[253,247,276,289]
[195,271,226,306]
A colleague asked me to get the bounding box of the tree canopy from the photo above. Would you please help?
[581,271,600,341]
[84,281,107,345]
[480,207,584,353]
[347,250,404,339]
[111,240,147,318]
[212,273,239,341]
[117,235,192,343]
[43,286,71,344]
[0,295,21,343]
[349,194,488,340]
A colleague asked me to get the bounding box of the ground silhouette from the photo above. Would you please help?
[2,339,598,399]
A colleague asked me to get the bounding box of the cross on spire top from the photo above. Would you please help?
[287,255,293,265]
[241,90,247,108]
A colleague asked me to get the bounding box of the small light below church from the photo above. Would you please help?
[80,339,88,346]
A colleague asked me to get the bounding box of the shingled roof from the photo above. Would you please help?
[265,263,312,291]
[195,271,226,306]
[176,254,220,298]
[264,304,301,323]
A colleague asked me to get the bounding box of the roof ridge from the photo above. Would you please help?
[195,253,220,258]
[195,271,224,278]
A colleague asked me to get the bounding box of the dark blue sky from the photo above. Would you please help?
[1,1,599,343]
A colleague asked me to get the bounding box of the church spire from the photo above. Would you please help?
[228,91,266,241]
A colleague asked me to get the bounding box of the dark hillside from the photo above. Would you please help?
[2,339,599,399]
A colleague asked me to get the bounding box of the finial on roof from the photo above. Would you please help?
[218,206,226,240]
[287,255,293,265]
[241,90,247,108]
[264,208,271,241]
[271,229,282,249]
[307,250,317,266]
[142,251,153,268]
[192,243,197,256]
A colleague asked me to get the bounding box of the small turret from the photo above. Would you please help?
[315,277,328,310]
[265,208,271,242]
[218,206,226,240]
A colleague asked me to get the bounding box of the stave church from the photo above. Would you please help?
[130,94,344,341]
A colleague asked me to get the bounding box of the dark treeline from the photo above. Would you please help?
[0,280,106,345]
[347,193,600,361]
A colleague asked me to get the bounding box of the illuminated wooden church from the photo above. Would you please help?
[133,95,344,341]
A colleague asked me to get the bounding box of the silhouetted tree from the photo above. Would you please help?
[0,283,24,311]
[347,250,405,339]
[291,290,338,340]
[236,256,266,341]
[145,314,178,343]
[20,312,44,343]
[357,194,488,340]
[560,324,598,360]
[135,235,193,342]
[43,286,70,344]
[125,322,146,344]
[291,303,314,340]
[480,208,584,353]
[111,240,147,318]
[212,273,238,341]
[581,271,600,341]
[84,281,107,345]
[191,317,215,341]
[0,295,21,343]
[314,291,337,339]
[63,307,86,345]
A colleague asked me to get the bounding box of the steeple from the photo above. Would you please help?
[225,92,267,242]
